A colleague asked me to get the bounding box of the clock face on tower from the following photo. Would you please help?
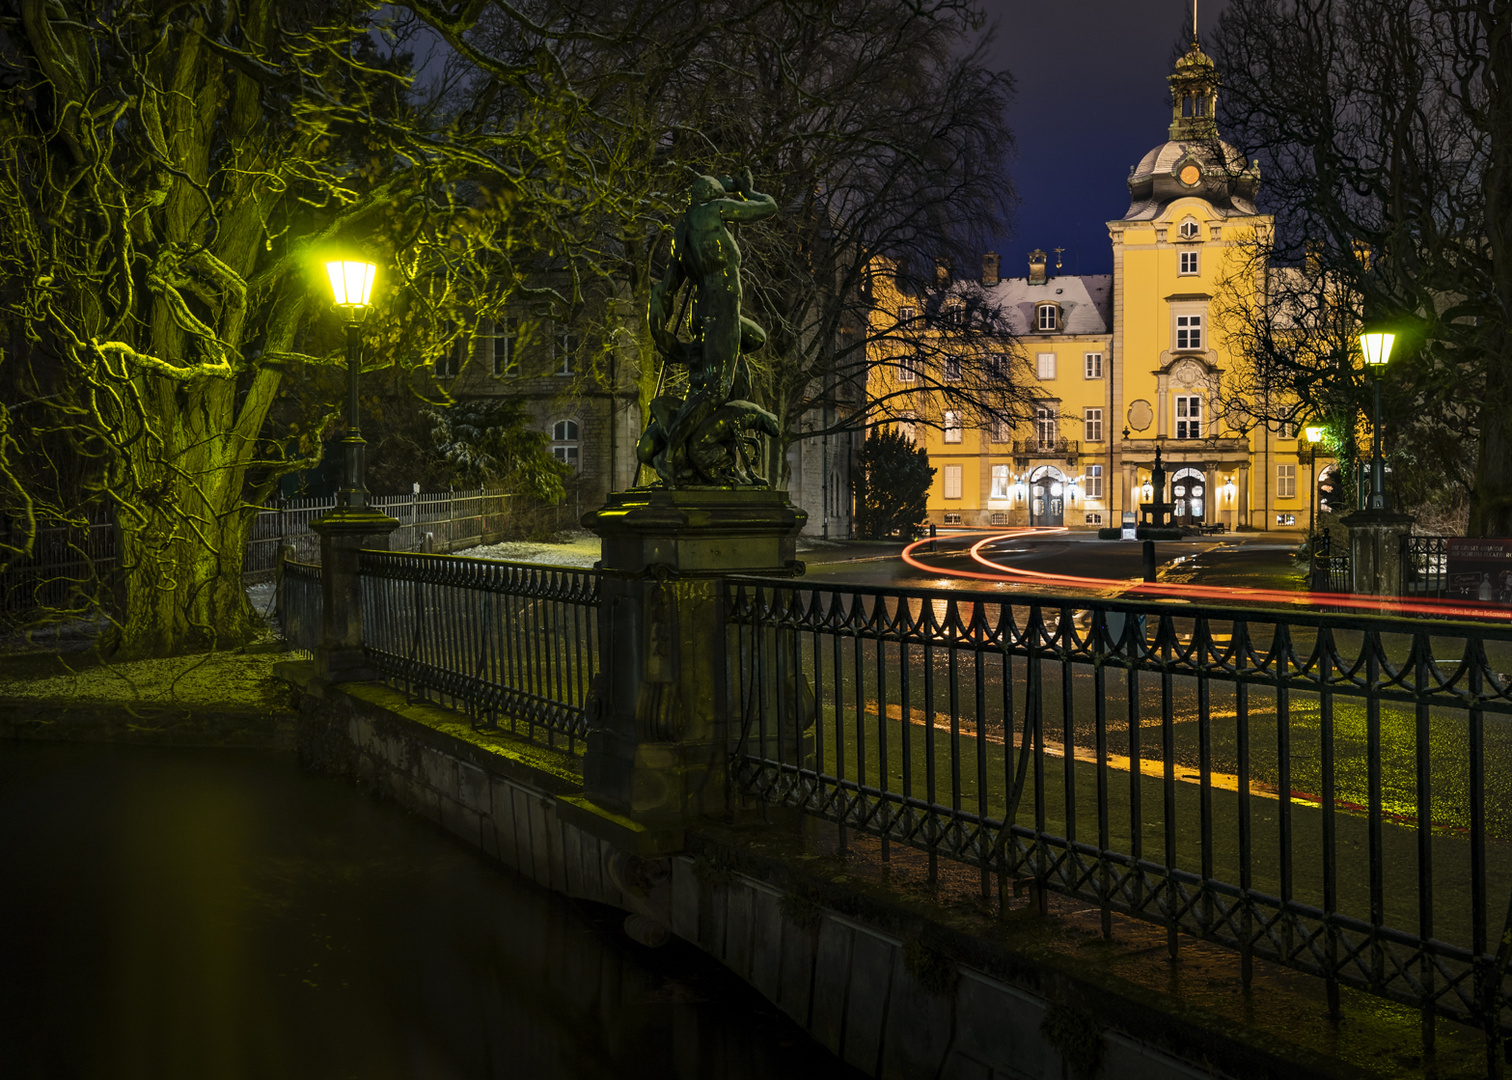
[1179,164,1201,186]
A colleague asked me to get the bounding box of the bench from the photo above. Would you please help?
[1198,522,1226,535]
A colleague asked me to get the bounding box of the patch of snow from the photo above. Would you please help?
[455,528,600,568]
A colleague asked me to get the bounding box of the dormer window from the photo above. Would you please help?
[1178,220,1200,240]
[1036,303,1059,332]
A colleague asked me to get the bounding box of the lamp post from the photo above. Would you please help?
[1359,331,1395,511]
[327,260,378,511]
[1303,423,1324,539]
[310,258,394,683]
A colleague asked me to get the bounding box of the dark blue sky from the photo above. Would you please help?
[980,0,1231,277]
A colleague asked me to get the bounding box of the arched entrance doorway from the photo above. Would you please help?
[1029,466,1067,527]
[1171,467,1206,526]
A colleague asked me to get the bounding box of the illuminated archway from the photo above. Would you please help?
[1027,465,1067,527]
[1171,467,1206,525]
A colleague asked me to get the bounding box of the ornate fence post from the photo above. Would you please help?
[311,509,399,681]
[581,489,806,826]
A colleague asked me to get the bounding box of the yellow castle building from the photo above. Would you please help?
[871,38,1329,534]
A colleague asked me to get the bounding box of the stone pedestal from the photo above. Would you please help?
[311,509,400,681]
[1341,508,1415,596]
[581,487,807,825]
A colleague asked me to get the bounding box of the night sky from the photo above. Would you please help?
[981,0,1232,277]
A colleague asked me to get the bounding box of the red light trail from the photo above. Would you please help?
[898,529,1512,622]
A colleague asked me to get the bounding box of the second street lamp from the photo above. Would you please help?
[1304,423,1324,539]
[1359,330,1394,511]
[327,260,378,511]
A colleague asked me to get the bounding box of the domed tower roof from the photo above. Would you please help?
[1120,35,1261,221]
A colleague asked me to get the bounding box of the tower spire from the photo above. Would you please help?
[1168,22,1219,141]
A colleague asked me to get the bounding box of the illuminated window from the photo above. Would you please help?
[943,411,962,443]
[1036,352,1056,379]
[1175,396,1202,438]
[1277,463,1296,499]
[1035,406,1057,446]
[943,465,963,499]
[991,465,1010,498]
[1085,465,1104,499]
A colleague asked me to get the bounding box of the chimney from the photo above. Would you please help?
[1028,248,1047,286]
[981,252,1000,287]
[935,258,951,288]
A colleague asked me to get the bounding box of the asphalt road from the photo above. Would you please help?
[802,532,1307,596]
[743,532,1512,976]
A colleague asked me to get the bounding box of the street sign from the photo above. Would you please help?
[1445,538,1512,603]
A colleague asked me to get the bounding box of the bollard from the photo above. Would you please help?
[930,522,937,554]
[1142,539,1156,583]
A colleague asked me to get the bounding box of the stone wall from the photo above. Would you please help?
[285,667,1347,1080]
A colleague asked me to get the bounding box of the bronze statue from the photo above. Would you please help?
[640,167,781,487]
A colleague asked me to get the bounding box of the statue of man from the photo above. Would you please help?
[644,167,779,486]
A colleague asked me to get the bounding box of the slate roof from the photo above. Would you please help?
[968,274,1113,336]
[1122,138,1261,221]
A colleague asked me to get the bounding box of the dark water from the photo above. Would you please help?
[0,742,856,1080]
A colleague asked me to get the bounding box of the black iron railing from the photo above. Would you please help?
[359,551,599,751]
[1013,437,1080,457]
[1403,536,1451,598]
[1308,532,1351,592]
[276,559,323,653]
[1,515,116,624]
[726,577,1512,1047]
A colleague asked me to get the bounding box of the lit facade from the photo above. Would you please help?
[873,39,1332,533]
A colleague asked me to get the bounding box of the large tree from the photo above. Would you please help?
[1212,0,1512,535]
[0,0,624,656]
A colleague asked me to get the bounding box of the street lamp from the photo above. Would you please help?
[1303,423,1324,538]
[326,260,378,511]
[1359,331,1395,511]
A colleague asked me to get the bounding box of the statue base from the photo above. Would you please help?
[580,487,807,825]
[583,486,807,578]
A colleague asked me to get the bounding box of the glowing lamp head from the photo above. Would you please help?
[1359,331,1394,367]
[1304,424,1325,443]
[326,260,377,309]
